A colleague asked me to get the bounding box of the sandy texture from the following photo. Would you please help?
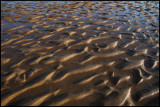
[1,1,159,106]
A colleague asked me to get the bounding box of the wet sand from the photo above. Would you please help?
[1,1,159,106]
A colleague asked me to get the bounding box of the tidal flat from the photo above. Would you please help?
[1,1,159,106]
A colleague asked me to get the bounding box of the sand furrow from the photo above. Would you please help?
[122,59,145,70]
[5,26,25,32]
[120,40,137,48]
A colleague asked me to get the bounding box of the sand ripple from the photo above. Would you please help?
[1,1,159,106]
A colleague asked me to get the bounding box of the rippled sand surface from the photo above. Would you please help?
[1,1,159,106]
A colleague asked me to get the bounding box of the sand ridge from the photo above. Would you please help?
[1,1,159,106]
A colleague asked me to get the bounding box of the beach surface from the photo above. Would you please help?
[1,1,159,106]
